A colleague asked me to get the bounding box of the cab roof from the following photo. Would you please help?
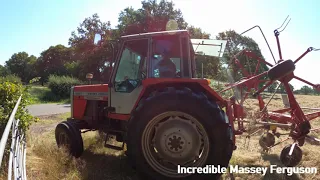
[120,30,188,40]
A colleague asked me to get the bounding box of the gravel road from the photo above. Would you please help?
[27,103,71,116]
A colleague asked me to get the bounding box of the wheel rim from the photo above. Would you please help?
[58,131,71,150]
[142,111,210,178]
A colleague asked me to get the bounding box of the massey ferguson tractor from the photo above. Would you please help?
[55,30,234,180]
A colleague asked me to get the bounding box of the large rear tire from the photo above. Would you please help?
[55,121,84,158]
[126,87,233,180]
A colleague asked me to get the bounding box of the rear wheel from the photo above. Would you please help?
[126,87,233,180]
[55,121,84,158]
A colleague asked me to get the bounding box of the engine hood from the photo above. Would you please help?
[73,84,108,101]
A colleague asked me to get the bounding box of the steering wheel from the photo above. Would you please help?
[117,77,139,92]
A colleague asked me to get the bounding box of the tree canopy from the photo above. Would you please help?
[5,52,37,82]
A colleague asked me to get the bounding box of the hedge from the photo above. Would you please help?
[48,75,83,98]
[0,77,36,134]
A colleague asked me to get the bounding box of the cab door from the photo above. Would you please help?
[108,38,150,114]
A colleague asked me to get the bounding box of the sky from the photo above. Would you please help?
[1,0,319,89]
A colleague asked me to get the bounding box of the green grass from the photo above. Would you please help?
[28,86,70,105]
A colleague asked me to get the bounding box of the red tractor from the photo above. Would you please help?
[55,30,235,180]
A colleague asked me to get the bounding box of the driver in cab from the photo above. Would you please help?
[155,51,176,78]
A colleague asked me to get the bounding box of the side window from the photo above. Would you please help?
[151,35,181,78]
[114,39,148,92]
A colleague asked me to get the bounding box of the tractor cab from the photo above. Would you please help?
[94,30,227,114]
[95,30,227,87]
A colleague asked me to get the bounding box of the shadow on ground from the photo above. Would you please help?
[261,153,300,180]
[79,150,141,180]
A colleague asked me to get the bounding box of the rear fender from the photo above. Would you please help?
[131,78,226,113]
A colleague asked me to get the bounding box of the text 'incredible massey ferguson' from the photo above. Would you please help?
[55,30,233,180]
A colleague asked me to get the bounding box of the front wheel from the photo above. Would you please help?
[55,121,84,158]
[126,87,233,180]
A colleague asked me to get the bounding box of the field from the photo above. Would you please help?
[25,94,320,180]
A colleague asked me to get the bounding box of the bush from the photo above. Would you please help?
[0,78,37,178]
[0,81,37,134]
[0,75,22,84]
[48,75,83,98]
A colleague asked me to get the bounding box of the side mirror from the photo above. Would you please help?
[94,34,102,45]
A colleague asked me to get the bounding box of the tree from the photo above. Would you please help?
[117,0,188,35]
[0,65,10,76]
[36,45,72,84]
[187,26,210,39]
[300,85,313,95]
[216,30,269,84]
[68,13,114,82]
[5,52,37,82]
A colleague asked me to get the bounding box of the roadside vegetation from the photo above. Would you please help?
[28,86,69,104]
[28,75,83,105]
[0,75,37,179]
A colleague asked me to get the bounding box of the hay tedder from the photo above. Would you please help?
[221,16,320,167]
[54,17,319,180]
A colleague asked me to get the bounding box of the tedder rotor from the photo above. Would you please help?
[220,16,320,167]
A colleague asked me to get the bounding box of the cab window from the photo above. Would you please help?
[114,39,148,92]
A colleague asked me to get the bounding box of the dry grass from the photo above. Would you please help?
[26,113,138,180]
[24,94,320,180]
[226,94,320,180]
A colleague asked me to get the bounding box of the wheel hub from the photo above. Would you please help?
[166,134,185,153]
[153,116,202,165]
